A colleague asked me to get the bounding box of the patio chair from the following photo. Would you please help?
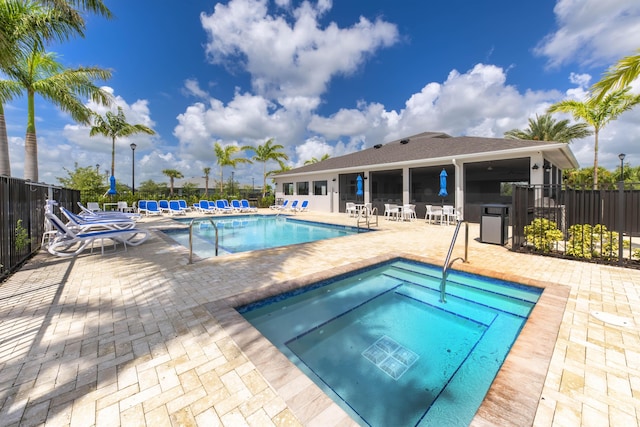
[168,200,186,215]
[117,201,135,213]
[346,202,357,217]
[384,203,400,220]
[86,202,101,212]
[240,199,258,212]
[295,200,309,212]
[402,204,417,221]
[442,205,456,225]
[45,212,149,257]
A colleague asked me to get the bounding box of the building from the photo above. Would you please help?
[273,132,579,222]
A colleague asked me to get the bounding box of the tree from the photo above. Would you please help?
[203,167,211,197]
[2,49,112,181]
[162,168,183,197]
[0,0,91,176]
[249,138,289,198]
[90,106,155,187]
[56,162,104,192]
[592,48,640,101]
[213,142,252,194]
[548,88,640,188]
[504,113,593,143]
[137,179,167,197]
[304,153,330,164]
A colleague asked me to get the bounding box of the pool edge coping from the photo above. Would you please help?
[204,252,570,426]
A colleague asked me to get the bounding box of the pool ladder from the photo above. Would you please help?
[440,220,469,303]
[356,206,378,232]
[188,218,218,264]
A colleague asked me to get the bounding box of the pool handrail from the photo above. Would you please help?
[189,218,218,264]
[440,220,469,303]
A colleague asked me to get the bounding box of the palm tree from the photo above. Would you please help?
[162,168,183,197]
[504,113,592,143]
[304,153,330,165]
[249,138,289,198]
[0,0,90,176]
[213,142,252,194]
[203,166,211,197]
[90,106,155,188]
[549,88,640,188]
[592,48,640,101]
[4,49,112,181]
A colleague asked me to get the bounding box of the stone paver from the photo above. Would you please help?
[0,210,639,426]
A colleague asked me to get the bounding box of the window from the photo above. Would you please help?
[296,181,309,195]
[283,182,293,195]
[313,180,328,195]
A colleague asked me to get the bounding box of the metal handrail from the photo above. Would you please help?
[189,218,218,264]
[440,220,469,303]
[356,206,378,231]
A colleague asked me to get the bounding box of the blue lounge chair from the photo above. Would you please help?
[270,199,289,210]
[178,200,190,212]
[45,212,148,257]
[168,200,186,215]
[198,200,217,214]
[137,200,147,215]
[240,199,258,212]
[284,200,299,211]
[215,200,233,214]
[295,200,309,212]
[159,200,170,213]
[230,199,243,212]
[145,200,163,216]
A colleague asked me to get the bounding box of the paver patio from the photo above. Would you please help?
[0,210,638,426]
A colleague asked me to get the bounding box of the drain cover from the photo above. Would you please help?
[590,311,633,327]
[362,336,419,380]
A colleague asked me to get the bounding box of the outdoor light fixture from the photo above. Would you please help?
[543,160,551,172]
[332,178,336,181]
[400,138,410,144]
[130,143,137,195]
[374,144,383,149]
[531,163,539,170]
[619,153,626,181]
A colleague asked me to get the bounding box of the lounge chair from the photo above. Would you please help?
[45,212,149,257]
[145,200,163,216]
[178,200,191,212]
[270,200,289,210]
[159,200,170,213]
[295,200,309,212]
[138,200,148,215]
[215,200,233,214]
[77,202,141,220]
[198,200,217,214]
[230,199,243,212]
[168,200,186,215]
[240,199,258,212]
[59,207,136,232]
[283,200,298,212]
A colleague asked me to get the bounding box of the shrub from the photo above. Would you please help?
[566,224,625,260]
[524,218,563,253]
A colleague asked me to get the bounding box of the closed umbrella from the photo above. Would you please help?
[107,175,117,195]
[438,169,448,204]
[356,175,363,202]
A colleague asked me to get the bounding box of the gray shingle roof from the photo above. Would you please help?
[279,131,567,175]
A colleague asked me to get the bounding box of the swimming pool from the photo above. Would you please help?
[163,215,366,257]
[238,259,542,426]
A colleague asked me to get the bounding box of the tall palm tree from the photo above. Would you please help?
[304,153,330,165]
[504,113,592,143]
[203,166,211,197]
[90,106,155,186]
[592,48,640,101]
[249,138,289,198]
[0,0,89,176]
[3,49,112,181]
[213,142,253,194]
[549,88,640,188]
[162,168,183,197]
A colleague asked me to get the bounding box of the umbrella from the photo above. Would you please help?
[356,175,363,201]
[438,169,448,200]
[107,175,117,195]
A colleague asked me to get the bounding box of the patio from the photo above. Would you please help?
[0,211,638,426]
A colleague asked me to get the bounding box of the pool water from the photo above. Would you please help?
[238,259,542,426]
[163,215,364,257]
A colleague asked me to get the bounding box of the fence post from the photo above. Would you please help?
[618,180,624,265]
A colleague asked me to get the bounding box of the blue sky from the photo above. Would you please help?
[4,0,640,188]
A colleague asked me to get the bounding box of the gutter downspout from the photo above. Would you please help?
[452,158,463,220]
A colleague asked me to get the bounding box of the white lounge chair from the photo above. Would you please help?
[59,207,136,232]
[45,212,149,257]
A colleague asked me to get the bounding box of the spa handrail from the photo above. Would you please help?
[189,218,218,264]
[440,220,468,303]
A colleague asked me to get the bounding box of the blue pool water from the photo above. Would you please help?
[238,259,542,426]
[163,215,364,257]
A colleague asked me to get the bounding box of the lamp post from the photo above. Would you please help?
[618,153,626,265]
[231,171,234,195]
[130,143,137,195]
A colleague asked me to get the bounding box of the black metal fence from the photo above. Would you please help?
[512,183,640,267]
[0,176,80,280]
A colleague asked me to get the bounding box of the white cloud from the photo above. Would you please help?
[200,0,398,99]
[535,0,640,67]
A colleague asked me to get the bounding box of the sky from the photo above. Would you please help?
[3,0,640,189]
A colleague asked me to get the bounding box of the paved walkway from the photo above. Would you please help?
[0,210,638,426]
